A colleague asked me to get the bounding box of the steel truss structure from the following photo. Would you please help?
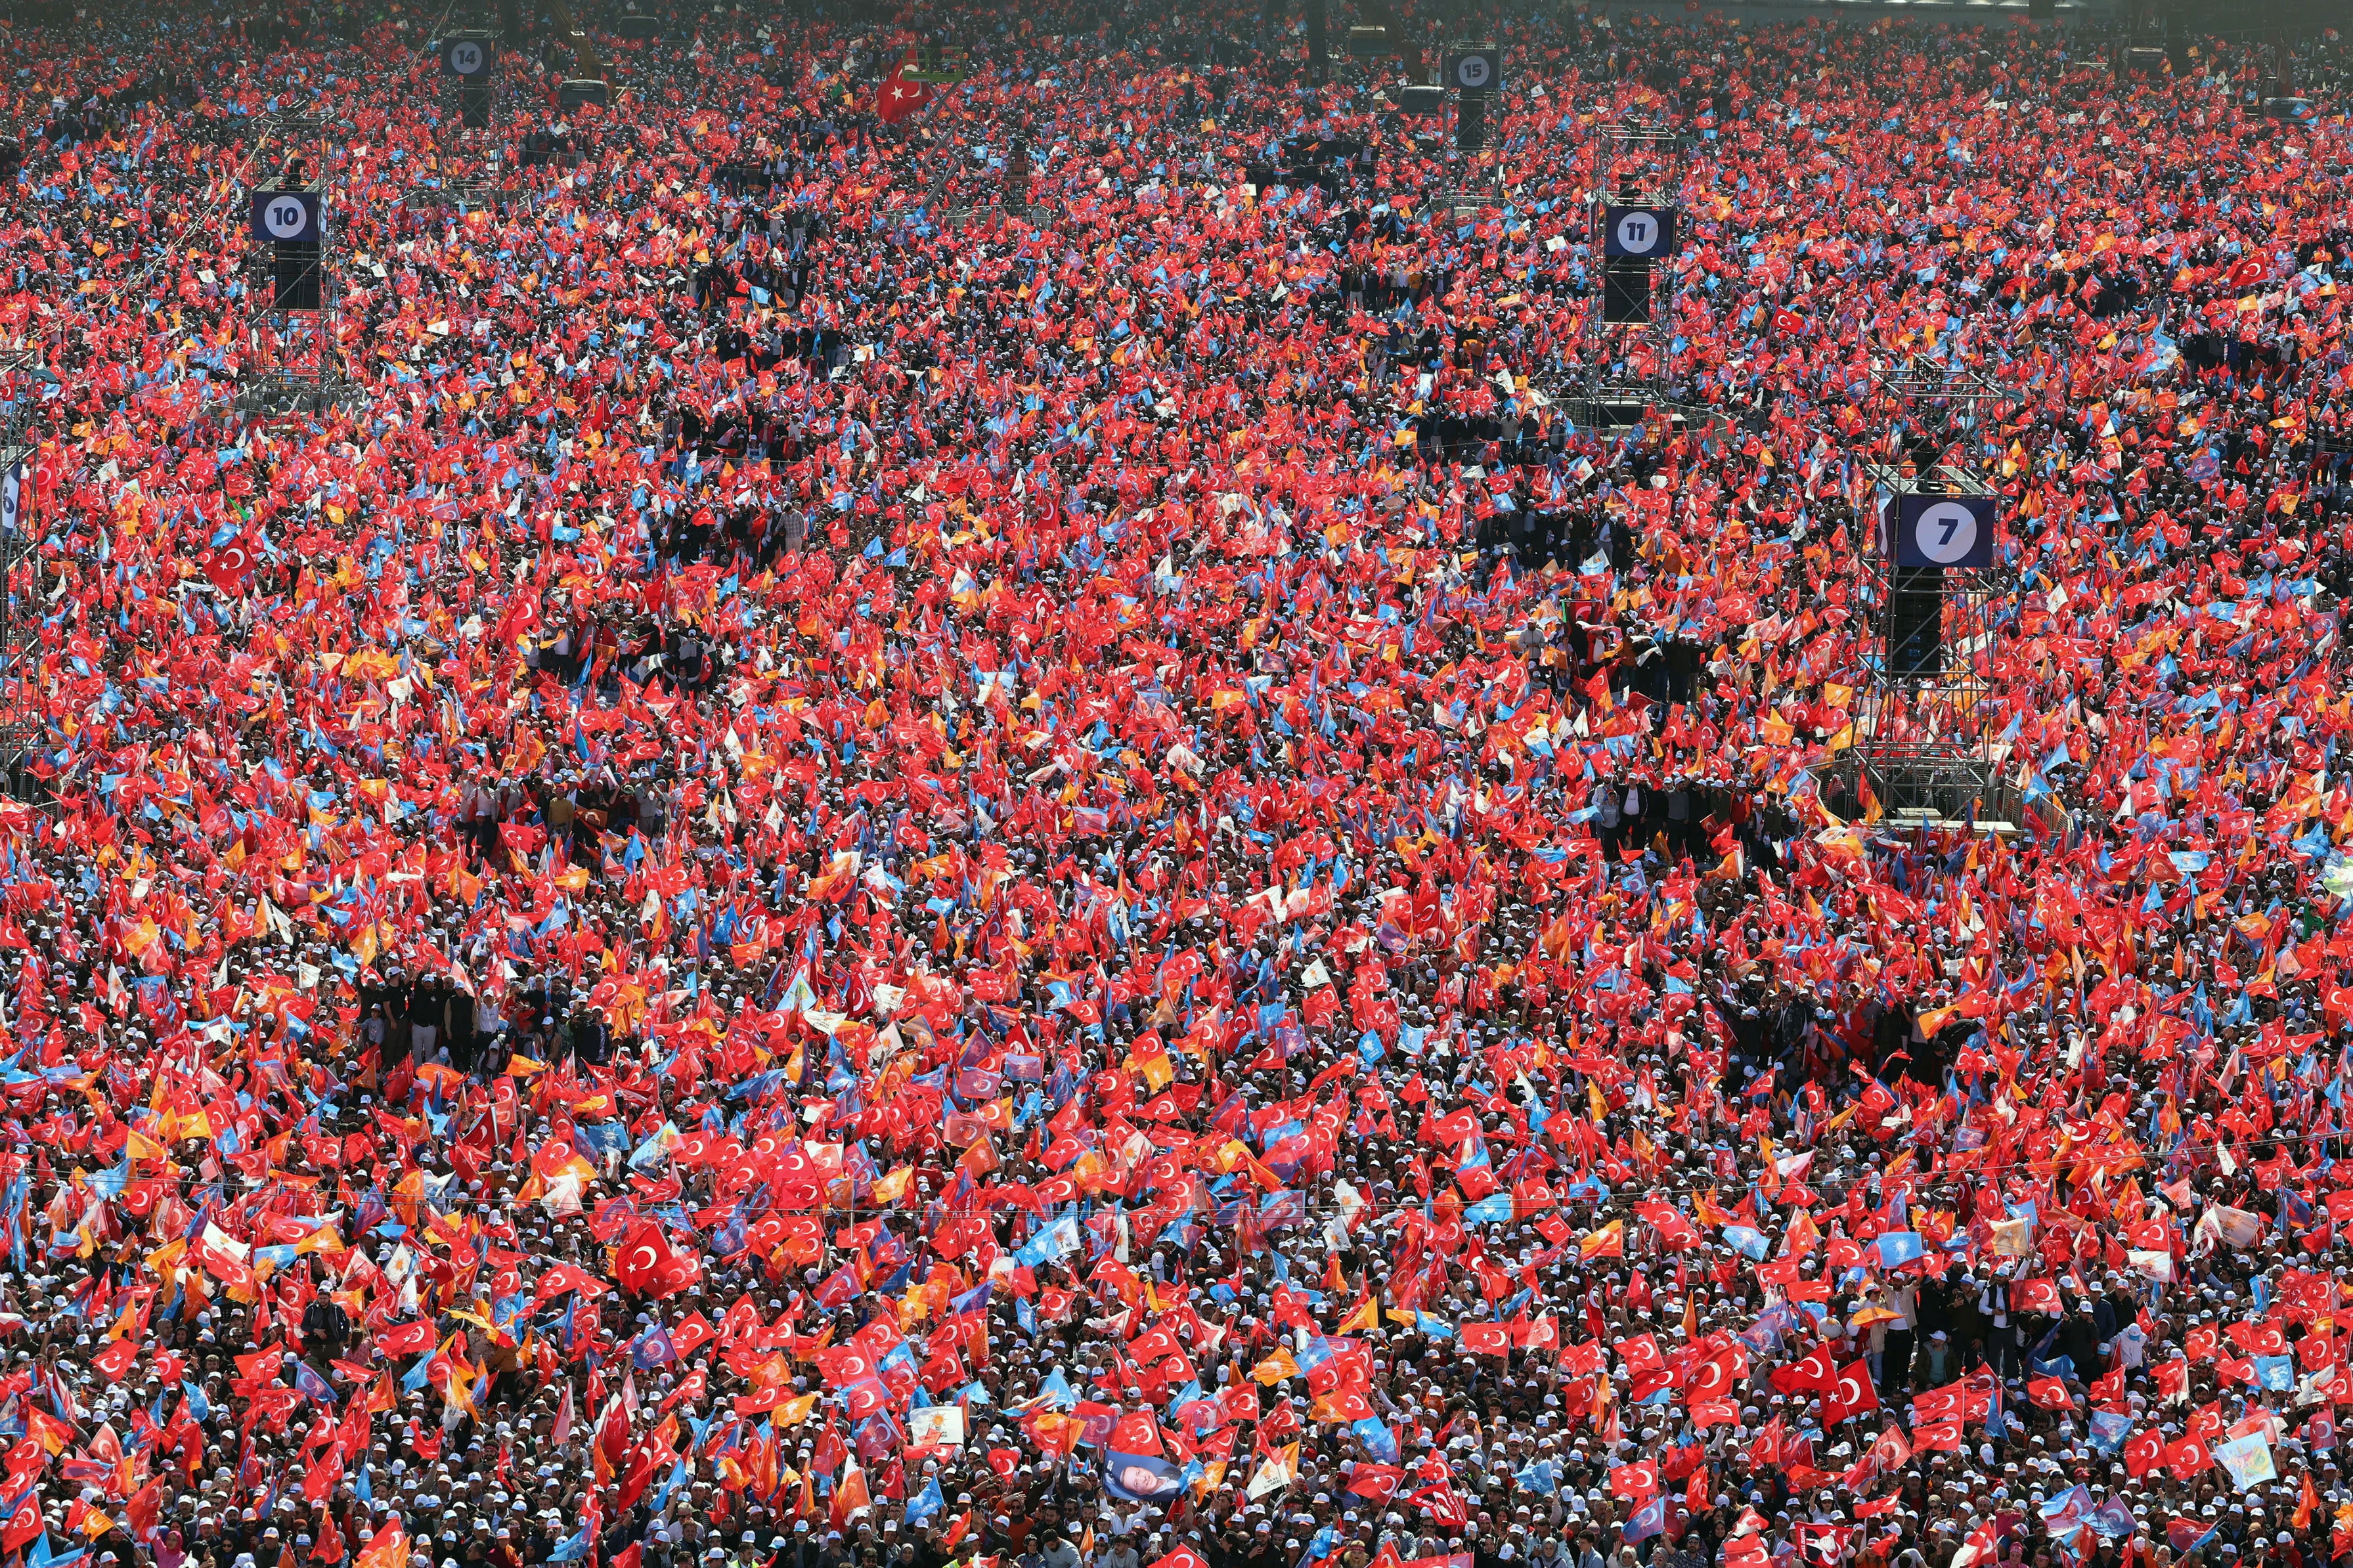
[410,28,509,211]
[1839,358,2048,830]
[1578,118,1681,419]
[0,351,44,793]
[238,110,359,426]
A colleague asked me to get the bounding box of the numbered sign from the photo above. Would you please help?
[0,460,22,537]
[1442,49,1501,93]
[1886,493,1996,569]
[251,189,320,244]
[443,35,492,76]
[1600,205,1676,259]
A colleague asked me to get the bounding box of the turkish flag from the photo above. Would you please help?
[1771,1345,1837,1396]
[1911,1420,1964,1452]
[1609,1461,1660,1500]
[1312,1390,1376,1423]
[1109,1409,1163,1456]
[1689,1347,1743,1403]
[614,1220,695,1298]
[2165,1436,2212,1480]
[873,58,938,125]
[202,538,253,593]
[1,1492,39,1551]
[1772,311,1805,334]
[376,1321,437,1357]
[1461,1322,1512,1357]
[667,1313,716,1359]
[532,1263,607,1305]
[2027,1376,2075,1410]
[2234,1320,2287,1357]
[1821,1361,1880,1426]
[2226,257,2268,289]
[91,1339,138,1380]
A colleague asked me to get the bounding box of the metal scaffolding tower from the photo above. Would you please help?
[1556,117,1682,434]
[0,351,45,793]
[1841,358,2033,829]
[237,110,358,425]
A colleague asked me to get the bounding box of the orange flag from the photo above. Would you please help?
[829,1462,872,1533]
[355,1523,406,1568]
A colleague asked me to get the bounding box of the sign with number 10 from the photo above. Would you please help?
[250,190,320,244]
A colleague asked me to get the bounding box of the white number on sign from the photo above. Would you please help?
[1615,212,1658,254]
[263,200,309,239]
[1456,54,1491,88]
[451,41,483,72]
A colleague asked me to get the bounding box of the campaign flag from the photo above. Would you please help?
[2039,1485,2094,1541]
[2213,1433,2276,1491]
[1873,1232,1925,1269]
[2088,1500,2138,1540]
[1107,1450,1187,1504]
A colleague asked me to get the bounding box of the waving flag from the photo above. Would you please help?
[1822,1361,1880,1425]
[1873,1231,1925,1269]
[874,56,940,125]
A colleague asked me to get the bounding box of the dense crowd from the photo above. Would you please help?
[0,10,2351,1568]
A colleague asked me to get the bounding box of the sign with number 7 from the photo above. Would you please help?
[1885,492,1996,569]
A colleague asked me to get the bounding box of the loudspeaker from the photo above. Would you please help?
[271,240,322,311]
[1306,0,1327,79]
[1455,89,1487,150]
[459,79,494,127]
[1602,258,1650,324]
[1887,570,1944,680]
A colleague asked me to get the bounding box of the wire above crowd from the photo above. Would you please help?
[0,11,2350,1568]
